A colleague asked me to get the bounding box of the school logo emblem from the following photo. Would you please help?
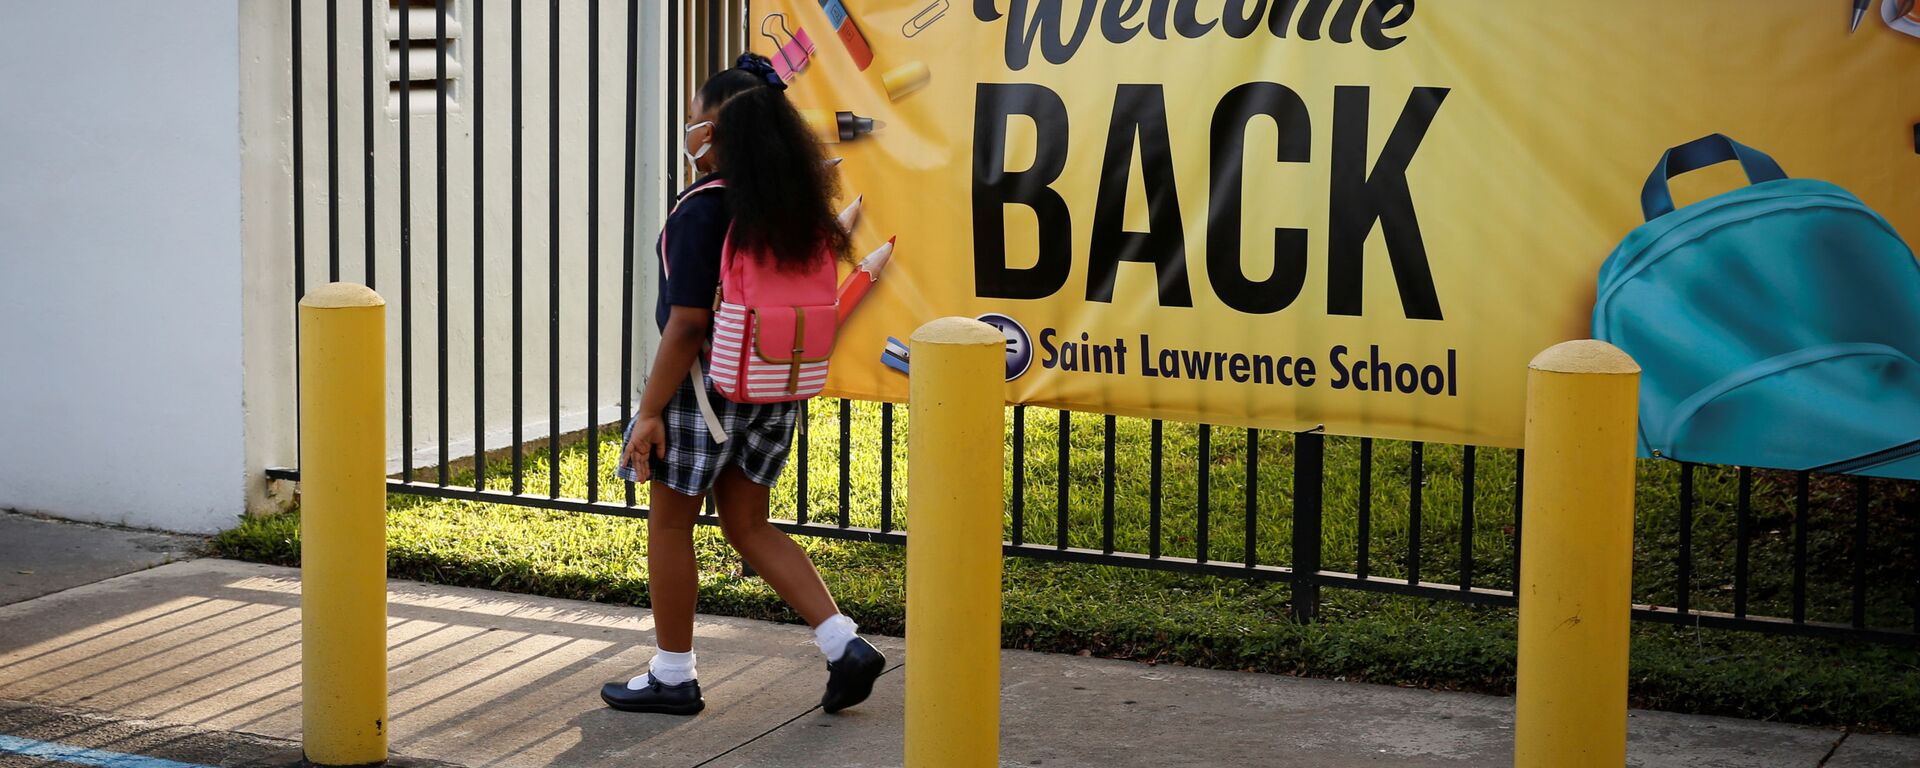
[976,313,1033,382]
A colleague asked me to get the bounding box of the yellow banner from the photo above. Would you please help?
[754,0,1920,447]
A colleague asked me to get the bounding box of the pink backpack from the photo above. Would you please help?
[662,180,838,438]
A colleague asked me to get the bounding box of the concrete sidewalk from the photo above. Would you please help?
[0,512,202,605]
[0,524,1916,766]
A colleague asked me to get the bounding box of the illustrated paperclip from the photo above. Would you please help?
[760,13,814,83]
[902,0,948,38]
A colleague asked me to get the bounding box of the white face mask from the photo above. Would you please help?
[683,121,714,165]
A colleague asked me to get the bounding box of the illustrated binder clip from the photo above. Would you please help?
[761,13,814,83]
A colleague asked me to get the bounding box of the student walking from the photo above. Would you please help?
[601,52,882,717]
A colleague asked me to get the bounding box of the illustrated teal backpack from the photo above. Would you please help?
[1593,134,1920,480]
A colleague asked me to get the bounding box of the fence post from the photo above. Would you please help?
[298,283,388,767]
[1291,430,1324,622]
[905,317,1006,768]
[1514,340,1639,768]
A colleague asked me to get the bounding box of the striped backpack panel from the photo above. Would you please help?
[709,298,835,402]
[662,179,840,405]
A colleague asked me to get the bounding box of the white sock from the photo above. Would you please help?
[813,614,859,663]
[629,648,696,688]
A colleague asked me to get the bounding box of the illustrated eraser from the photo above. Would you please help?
[818,0,874,71]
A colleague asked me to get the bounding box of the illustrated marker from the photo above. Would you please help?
[818,0,874,70]
[837,195,863,232]
[882,61,930,101]
[801,109,881,143]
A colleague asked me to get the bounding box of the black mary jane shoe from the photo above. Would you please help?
[600,677,705,716]
[821,637,886,714]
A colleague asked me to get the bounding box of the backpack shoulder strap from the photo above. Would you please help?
[662,178,733,443]
[660,179,728,279]
[689,359,728,444]
[673,178,726,210]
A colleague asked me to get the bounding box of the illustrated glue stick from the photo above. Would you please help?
[801,109,880,143]
[818,0,874,70]
[837,195,863,232]
[882,61,930,101]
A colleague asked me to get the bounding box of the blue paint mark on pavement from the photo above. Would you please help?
[0,734,215,768]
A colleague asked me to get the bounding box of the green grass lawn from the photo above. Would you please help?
[216,401,1920,731]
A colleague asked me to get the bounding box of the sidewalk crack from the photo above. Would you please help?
[1816,728,1851,767]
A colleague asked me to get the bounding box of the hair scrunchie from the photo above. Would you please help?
[734,52,787,91]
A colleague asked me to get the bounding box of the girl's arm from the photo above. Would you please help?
[621,305,713,480]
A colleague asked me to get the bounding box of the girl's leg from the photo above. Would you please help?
[647,482,705,653]
[715,465,885,713]
[712,465,838,625]
[600,481,705,715]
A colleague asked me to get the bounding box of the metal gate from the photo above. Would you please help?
[268,0,1920,647]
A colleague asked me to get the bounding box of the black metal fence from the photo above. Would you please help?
[272,1,1920,647]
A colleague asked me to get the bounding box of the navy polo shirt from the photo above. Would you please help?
[655,175,730,330]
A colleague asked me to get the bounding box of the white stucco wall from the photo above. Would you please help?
[0,0,678,532]
[0,1,245,533]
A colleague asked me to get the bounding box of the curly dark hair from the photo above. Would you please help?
[700,54,852,270]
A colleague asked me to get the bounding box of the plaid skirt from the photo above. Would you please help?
[615,374,800,497]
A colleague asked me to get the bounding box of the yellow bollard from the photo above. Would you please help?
[1514,340,1640,768]
[905,317,1006,768]
[298,283,388,766]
